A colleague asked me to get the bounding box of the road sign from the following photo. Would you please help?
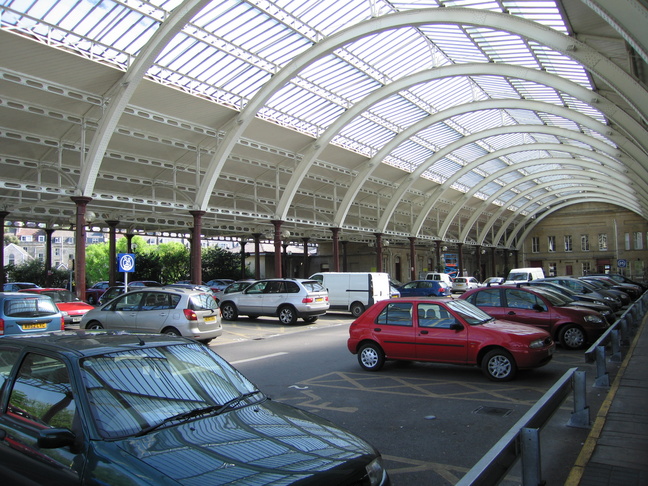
[118,253,136,273]
[617,259,627,268]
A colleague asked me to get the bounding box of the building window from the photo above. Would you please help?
[531,237,539,253]
[37,253,44,261]
[53,237,61,243]
[625,233,630,250]
[55,248,61,257]
[548,236,556,252]
[634,232,643,250]
[581,234,590,251]
[564,235,572,252]
[20,235,33,242]
[582,262,591,274]
[548,263,556,276]
[38,235,45,242]
[598,233,607,251]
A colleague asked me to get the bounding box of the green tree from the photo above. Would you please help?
[156,242,190,284]
[202,246,247,281]
[5,259,68,287]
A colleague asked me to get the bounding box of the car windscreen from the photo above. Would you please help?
[80,343,259,439]
[446,299,493,325]
[301,281,326,292]
[4,296,58,317]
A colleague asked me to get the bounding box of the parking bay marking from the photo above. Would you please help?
[230,352,288,364]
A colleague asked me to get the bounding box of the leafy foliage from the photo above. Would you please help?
[201,246,249,281]
[5,259,69,288]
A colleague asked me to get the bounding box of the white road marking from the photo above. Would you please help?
[230,352,288,364]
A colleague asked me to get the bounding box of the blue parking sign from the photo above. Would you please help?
[617,259,627,268]
[118,253,136,273]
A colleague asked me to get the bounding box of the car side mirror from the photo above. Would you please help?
[450,321,464,331]
[533,304,544,312]
[38,428,76,449]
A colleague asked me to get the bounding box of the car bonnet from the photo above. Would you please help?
[109,400,379,484]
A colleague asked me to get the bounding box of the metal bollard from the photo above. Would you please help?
[610,329,622,363]
[568,370,590,428]
[619,317,629,346]
[521,427,544,486]
[593,345,610,388]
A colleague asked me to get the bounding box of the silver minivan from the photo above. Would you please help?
[81,287,222,344]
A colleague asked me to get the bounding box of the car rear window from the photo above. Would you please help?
[189,293,219,311]
[302,281,325,292]
[4,297,58,317]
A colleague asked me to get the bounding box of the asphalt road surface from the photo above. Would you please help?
[211,313,612,485]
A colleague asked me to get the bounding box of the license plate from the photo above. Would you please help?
[315,297,323,302]
[72,316,82,322]
[22,323,47,330]
[204,316,216,323]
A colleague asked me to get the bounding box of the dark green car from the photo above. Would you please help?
[0,331,390,485]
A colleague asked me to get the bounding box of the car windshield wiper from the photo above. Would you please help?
[135,390,264,437]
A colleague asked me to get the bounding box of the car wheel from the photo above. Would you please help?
[86,321,104,330]
[559,324,586,350]
[358,342,385,371]
[220,302,238,321]
[303,316,318,323]
[162,327,181,337]
[87,295,96,305]
[278,306,297,325]
[482,348,516,382]
[350,302,365,318]
[198,339,212,345]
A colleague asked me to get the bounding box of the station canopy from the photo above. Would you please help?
[1,0,647,249]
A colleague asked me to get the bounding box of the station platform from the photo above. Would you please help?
[566,313,648,486]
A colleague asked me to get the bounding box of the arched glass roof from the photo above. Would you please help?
[0,0,647,247]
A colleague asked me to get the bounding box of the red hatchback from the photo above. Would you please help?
[19,288,94,328]
[460,285,609,350]
[347,297,554,381]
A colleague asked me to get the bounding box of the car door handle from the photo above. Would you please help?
[507,311,516,315]
[373,328,382,332]
[420,330,428,335]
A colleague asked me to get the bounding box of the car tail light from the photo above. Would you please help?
[0,318,4,335]
[302,297,314,303]
[183,309,198,321]
[60,317,65,331]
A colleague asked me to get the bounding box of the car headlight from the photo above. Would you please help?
[584,315,604,324]
[592,300,606,306]
[603,296,616,302]
[529,338,547,349]
[366,457,386,486]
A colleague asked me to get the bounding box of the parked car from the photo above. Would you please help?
[451,276,481,293]
[96,285,130,305]
[577,277,632,306]
[18,288,94,328]
[0,292,64,335]
[525,282,615,323]
[0,331,390,485]
[220,278,329,324]
[223,279,256,295]
[581,275,641,300]
[389,284,401,298]
[397,280,451,297]
[85,280,122,304]
[536,277,623,311]
[205,278,235,293]
[81,287,222,345]
[460,285,609,350]
[503,267,545,285]
[167,283,218,300]
[481,277,505,286]
[129,280,162,287]
[309,272,392,317]
[587,273,647,291]
[3,282,40,292]
[347,297,554,381]
[423,272,454,286]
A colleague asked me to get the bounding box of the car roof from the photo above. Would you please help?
[0,331,193,358]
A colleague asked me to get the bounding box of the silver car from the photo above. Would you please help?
[219,278,329,324]
[81,287,222,344]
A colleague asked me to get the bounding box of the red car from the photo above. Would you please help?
[19,288,94,328]
[460,285,609,350]
[347,297,554,381]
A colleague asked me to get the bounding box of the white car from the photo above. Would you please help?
[81,286,222,344]
[451,277,481,293]
[219,278,329,324]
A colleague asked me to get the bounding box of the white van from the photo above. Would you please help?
[424,272,453,286]
[504,267,545,285]
[309,272,391,317]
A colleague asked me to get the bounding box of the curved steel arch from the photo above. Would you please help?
[332,66,648,230]
[488,191,640,249]
[437,168,632,240]
[378,124,636,233]
[277,64,647,224]
[78,0,211,197]
[194,7,648,212]
[512,195,644,249]
[488,183,642,249]
[451,158,635,241]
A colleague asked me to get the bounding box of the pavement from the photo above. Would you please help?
[565,311,648,486]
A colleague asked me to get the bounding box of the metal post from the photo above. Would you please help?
[593,346,610,388]
[520,427,543,486]
[568,370,590,428]
[610,329,622,362]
